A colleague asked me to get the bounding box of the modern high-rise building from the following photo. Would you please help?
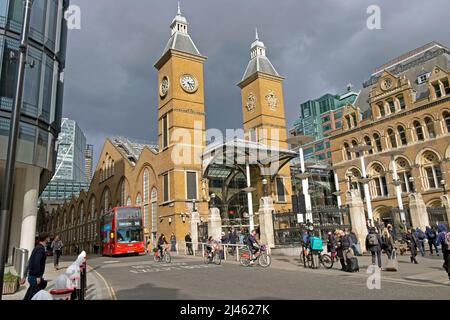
[84,144,93,182]
[0,0,69,259]
[290,88,358,162]
[41,118,89,202]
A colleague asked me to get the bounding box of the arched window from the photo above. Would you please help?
[387,129,397,148]
[344,143,352,160]
[364,136,373,154]
[414,121,424,141]
[373,133,383,152]
[387,99,396,114]
[347,168,363,197]
[90,197,95,221]
[103,188,110,213]
[369,164,388,198]
[377,103,385,117]
[111,160,115,175]
[70,207,75,226]
[80,203,84,224]
[424,117,436,139]
[396,158,413,193]
[397,126,407,145]
[421,151,442,189]
[443,111,450,133]
[126,197,132,206]
[143,169,150,229]
[136,194,142,206]
[345,116,352,129]
[352,140,360,158]
[120,179,126,206]
[397,95,406,110]
[151,189,158,234]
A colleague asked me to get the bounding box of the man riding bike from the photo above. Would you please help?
[157,234,168,258]
[246,230,260,264]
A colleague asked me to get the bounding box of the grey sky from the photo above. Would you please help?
[62,0,450,164]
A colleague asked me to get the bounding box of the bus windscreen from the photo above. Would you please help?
[116,208,143,243]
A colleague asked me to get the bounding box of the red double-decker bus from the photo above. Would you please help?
[100,207,145,256]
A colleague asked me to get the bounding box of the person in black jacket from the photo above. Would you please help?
[403,228,419,264]
[23,232,50,300]
[185,232,193,255]
[365,227,383,267]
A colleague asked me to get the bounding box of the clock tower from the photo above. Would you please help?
[154,3,208,238]
[237,29,292,210]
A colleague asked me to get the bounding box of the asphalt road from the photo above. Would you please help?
[88,252,450,300]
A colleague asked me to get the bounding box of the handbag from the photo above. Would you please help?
[384,250,398,272]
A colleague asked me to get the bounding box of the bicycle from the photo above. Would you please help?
[305,249,333,269]
[239,244,271,268]
[153,246,171,263]
[203,243,221,265]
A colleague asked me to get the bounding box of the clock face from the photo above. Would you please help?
[159,76,169,97]
[180,74,198,93]
[381,78,393,91]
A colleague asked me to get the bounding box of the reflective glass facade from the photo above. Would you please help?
[0,0,69,176]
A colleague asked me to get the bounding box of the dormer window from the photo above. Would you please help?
[417,73,430,84]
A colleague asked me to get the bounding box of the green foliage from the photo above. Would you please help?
[4,271,19,282]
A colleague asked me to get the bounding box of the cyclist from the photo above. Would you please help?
[206,236,217,258]
[246,229,261,264]
[157,234,168,259]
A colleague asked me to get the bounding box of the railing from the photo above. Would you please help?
[173,241,252,262]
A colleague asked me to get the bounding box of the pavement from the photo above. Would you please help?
[3,255,114,300]
[85,250,450,300]
[3,251,449,300]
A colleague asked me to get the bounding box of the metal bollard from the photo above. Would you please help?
[223,245,227,261]
[236,246,239,261]
[80,262,87,300]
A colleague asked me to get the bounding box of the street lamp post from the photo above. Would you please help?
[0,0,34,300]
[385,150,406,221]
[262,178,268,197]
[346,171,354,190]
[441,179,446,196]
[409,176,416,193]
[349,145,373,221]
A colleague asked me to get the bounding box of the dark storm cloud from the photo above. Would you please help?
[62,0,450,163]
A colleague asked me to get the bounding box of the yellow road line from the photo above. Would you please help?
[87,265,117,300]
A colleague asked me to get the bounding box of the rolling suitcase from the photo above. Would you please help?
[346,257,360,272]
[384,250,398,272]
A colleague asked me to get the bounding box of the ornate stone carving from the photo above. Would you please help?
[265,90,278,110]
[246,92,256,112]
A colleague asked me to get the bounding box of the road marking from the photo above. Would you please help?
[88,265,117,300]
[103,261,120,264]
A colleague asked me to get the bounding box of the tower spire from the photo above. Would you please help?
[255,27,259,41]
[177,1,181,15]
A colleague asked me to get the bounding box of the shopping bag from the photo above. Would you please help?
[384,250,398,272]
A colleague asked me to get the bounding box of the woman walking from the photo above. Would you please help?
[51,235,63,270]
[381,225,395,259]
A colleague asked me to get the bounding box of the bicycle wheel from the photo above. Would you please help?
[258,253,271,268]
[164,252,171,263]
[320,253,333,269]
[300,249,307,268]
[153,253,159,262]
[203,251,210,264]
[213,252,222,265]
[307,253,314,269]
[239,251,251,267]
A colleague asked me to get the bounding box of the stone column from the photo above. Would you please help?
[190,210,200,249]
[440,195,450,226]
[257,196,275,249]
[408,193,429,229]
[208,207,222,241]
[7,168,26,263]
[345,190,368,252]
[19,166,41,255]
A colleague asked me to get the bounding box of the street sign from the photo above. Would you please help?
[297,214,304,223]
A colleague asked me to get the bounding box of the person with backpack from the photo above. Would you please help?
[403,228,419,264]
[436,224,450,280]
[365,227,383,268]
[425,226,439,256]
[415,227,426,257]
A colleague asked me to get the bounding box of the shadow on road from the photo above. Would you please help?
[116,283,180,300]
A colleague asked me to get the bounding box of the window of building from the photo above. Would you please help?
[414,121,424,141]
[322,124,331,132]
[397,126,407,146]
[373,133,382,152]
[303,106,311,117]
[388,100,396,114]
[335,121,342,129]
[443,111,450,133]
[396,158,413,193]
[186,171,197,200]
[321,115,330,123]
[103,189,110,213]
[327,151,331,159]
[163,173,169,202]
[326,141,331,149]
[344,143,351,160]
[351,114,357,127]
[387,128,397,148]
[443,79,450,95]
[422,151,442,189]
[136,194,142,206]
[317,154,326,161]
[120,180,126,206]
[151,189,157,233]
[424,117,436,139]
[352,140,360,158]
[377,103,385,117]
[162,114,168,148]
[334,111,342,119]
[433,83,442,98]
[248,128,257,142]
[315,143,324,151]
[364,136,373,154]
[397,95,406,110]
[369,164,388,198]
[276,178,286,202]
[417,73,430,84]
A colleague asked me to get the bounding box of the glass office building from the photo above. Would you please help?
[0,0,69,260]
